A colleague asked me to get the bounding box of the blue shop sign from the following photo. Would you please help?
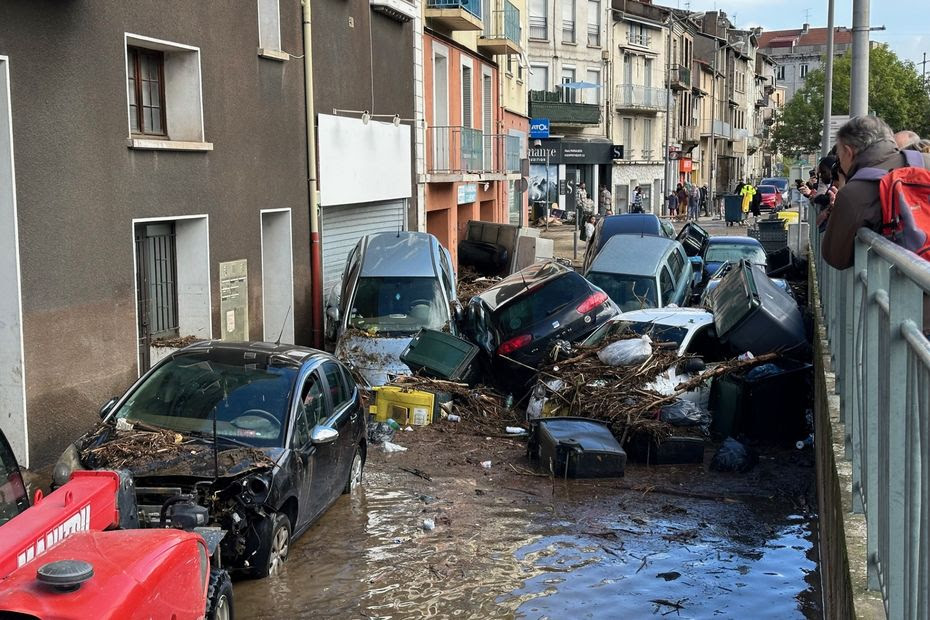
[529,118,550,139]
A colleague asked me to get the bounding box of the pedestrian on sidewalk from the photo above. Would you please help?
[666,190,679,220]
[675,184,688,222]
[631,186,644,213]
[688,184,701,221]
[583,215,596,242]
[700,184,708,216]
[599,185,612,215]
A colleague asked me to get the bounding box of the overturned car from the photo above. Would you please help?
[53,341,367,579]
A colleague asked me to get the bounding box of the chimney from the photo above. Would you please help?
[801,23,809,35]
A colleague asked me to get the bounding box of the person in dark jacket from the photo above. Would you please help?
[822,115,930,269]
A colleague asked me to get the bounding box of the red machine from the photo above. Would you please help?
[0,444,232,619]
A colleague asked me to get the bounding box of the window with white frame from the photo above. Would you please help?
[584,68,600,104]
[642,118,653,158]
[257,0,283,55]
[622,117,633,160]
[529,0,548,40]
[587,0,600,46]
[799,63,809,78]
[125,34,211,150]
[561,67,576,102]
[627,22,650,47]
[530,64,548,92]
[776,65,785,81]
[562,0,575,44]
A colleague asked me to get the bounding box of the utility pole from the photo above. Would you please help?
[709,40,719,211]
[663,18,674,215]
[920,52,929,91]
[820,0,835,157]
[849,0,870,116]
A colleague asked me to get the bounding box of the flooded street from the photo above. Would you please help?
[236,429,822,619]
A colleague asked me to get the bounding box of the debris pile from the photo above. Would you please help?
[391,375,522,434]
[456,266,501,302]
[82,425,196,469]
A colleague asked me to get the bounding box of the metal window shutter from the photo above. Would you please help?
[462,68,472,127]
[321,200,406,291]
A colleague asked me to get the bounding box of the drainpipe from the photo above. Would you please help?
[301,0,323,348]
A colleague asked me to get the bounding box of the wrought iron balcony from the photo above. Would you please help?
[681,125,699,145]
[425,0,483,32]
[668,65,691,91]
[614,85,665,113]
[528,89,600,125]
[477,1,521,55]
[427,126,484,176]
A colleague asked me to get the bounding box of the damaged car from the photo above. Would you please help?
[53,341,366,579]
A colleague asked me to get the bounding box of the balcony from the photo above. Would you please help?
[701,120,732,140]
[681,125,699,146]
[762,107,776,126]
[755,94,770,108]
[747,136,762,154]
[668,65,691,91]
[425,0,483,32]
[614,85,665,114]
[427,126,484,177]
[528,90,600,126]
[477,1,521,56]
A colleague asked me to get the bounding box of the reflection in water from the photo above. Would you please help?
[235,468,821,619]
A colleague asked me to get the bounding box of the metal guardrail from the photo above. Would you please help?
[426,0,481,19]
[810,214,930,619]
[614,85,665,110]
[484,1,521,45]
[427,126,483,174]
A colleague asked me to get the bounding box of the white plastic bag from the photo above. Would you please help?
[381,441,408,453]
[597,335,653,366]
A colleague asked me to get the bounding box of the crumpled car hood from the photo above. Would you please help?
[336,334,412,387]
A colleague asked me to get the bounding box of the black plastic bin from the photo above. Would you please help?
[528,417,626,478]
[724,194,744,224]
[400,329,480,383]
[709,358,812,442]
[626,433,705,465]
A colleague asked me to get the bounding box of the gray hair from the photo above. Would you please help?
[836,115,895,153]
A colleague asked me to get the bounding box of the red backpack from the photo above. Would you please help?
[852,150,930,258]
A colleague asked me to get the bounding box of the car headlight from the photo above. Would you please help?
[52,443,84,488]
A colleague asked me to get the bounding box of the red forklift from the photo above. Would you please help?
[0,430,233,619]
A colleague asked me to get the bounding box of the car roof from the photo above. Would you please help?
[182,340,329,368]
[477,260,571,311]
[619,307,714,329]
[599,213,662,237]
[588,235,680,277]
[706,236,763,247]
[359,232,439,278]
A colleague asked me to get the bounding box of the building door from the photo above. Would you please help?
[0,56,28,465]
[320,200,406,291]
[433,50,450,171]
[135,222,179,371]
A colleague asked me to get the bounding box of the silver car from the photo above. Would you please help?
[328,232,457,386]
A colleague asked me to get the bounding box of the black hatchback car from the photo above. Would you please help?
[53,341,366,579]
[462,261,619,388]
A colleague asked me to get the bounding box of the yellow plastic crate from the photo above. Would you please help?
[776,210,799,225]
[370,386,435,426]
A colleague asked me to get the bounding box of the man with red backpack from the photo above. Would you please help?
[822,115,930,269]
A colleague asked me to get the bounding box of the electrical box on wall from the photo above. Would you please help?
[220,259,249,342]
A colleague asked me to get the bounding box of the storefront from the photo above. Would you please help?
[528,138,615,216]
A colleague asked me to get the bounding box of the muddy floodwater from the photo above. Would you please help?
[235,430,821,619]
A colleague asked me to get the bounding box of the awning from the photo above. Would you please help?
[561,81,602,90]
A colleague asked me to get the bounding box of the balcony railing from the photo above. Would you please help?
[668,65,691,90]
[614,85,665,112]
[478,1,521,54]
[528,89,600,125]
[529,15,547,39]
[503,135,520,173]
[681,125,699,144]
[428,126,484,175]
[701,119,732,139]
[626,32,651,47]
[427,0,481,19]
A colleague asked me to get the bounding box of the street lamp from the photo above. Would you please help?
[708,37,744,218]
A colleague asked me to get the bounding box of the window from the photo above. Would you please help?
[136,222,178,338]
[628,22,649,47]
[298,372,325,431]
[125,34,211,150]
[660,267,674,305]
[668,248,685,280]
[799,63,809,78]
[587,0,600,46]
[529,0,548,39]
[530,64,549,92]
[257,0,283,55]
[462,64,472,128]
[584,69,600,105]
[642,118,653,158]
[323,361,350,410]
[127,47,166,136]
[562,0,575,44]
[776,65,785,81]
[561,67,576,102]
[622,118,633,160]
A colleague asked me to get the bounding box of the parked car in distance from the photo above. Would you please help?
[462,261,618,385]
[53,341,367,579]
[702,236,768,279]
[329,231,457,386]
[582,213,674,274]
[760,177,789,203]
[756,184,783,211]
[584,235,693,312]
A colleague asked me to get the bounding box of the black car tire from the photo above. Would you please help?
[249,512,291,579]
[206,568,234,620]
[343,446,364,494]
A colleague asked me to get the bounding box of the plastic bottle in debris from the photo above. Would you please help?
[386,418,401,431]
[447,414,461,423]
[796,434,814,450]
[504,394,514,410]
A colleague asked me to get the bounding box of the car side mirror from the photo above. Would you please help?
[310,425,339,445]
[99,397,118,419]
[325,306,340,341]
[451,299,465,323]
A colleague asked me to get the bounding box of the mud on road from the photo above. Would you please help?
[235,423,822,619]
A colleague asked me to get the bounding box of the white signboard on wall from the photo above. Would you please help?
[318,114,412,207]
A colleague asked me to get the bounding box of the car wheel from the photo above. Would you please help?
[249,512,291,579]
[206,568,234,620]
[343,447,364,494]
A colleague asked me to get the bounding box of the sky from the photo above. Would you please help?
[673,0,930,73]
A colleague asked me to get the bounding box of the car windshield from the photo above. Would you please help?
[494,274,590,338]
[586,272,658,312]
[584,319,688,350]
[705,244,767,266]
[758,186,775,194]
[762,178,787,190]
[112,351,297,448]
[349,276,449,336]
